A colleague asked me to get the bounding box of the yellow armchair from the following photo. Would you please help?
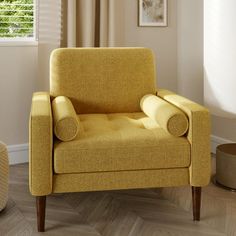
[29,48,211,232]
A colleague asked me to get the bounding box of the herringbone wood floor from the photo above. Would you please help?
[0,160,236,236]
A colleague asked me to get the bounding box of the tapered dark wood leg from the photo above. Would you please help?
[192,186,201,221]
[36,196,46,232]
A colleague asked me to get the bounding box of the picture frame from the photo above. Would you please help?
[138,0,168,27]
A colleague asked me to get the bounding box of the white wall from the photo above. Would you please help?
[204,0,236,117]
[0,46,38,145]
[204,0,236,142]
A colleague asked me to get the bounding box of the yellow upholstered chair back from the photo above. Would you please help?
[50,48,156,114]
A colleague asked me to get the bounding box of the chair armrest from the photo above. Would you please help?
[157,89,211,186]
[29,92,53,196]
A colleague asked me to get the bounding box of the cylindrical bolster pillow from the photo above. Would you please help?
[140,94,189,137]
[52,96,80,141]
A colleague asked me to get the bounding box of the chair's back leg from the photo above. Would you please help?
[192,186,201,221]
[36,196,46,232]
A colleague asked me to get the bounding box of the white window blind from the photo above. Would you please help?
[38,0,61,44]
[0,0,36,40]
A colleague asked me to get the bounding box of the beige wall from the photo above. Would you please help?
[122,0,178,92]
[0,46,37,145]
[177,0,203,104]
[212,116,236,141]
[38,44,59,91]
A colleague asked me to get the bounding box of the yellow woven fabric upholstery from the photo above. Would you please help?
[140,94,188,136]
[157,89,211,186]
[29,92,53,196]
[54,112,190,174]
[29,48,211,198]
[52,96,80,141]
[0,142,8,211]
[53,168,189,193]
[50,48,156,114]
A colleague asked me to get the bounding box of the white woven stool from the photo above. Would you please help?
[0,142,9,211]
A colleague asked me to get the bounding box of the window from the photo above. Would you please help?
[0,0,36,41]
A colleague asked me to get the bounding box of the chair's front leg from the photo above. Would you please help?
[192,186,201,221]
[36,196,46,232]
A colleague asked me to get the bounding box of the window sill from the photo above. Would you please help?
[0,40,38,47]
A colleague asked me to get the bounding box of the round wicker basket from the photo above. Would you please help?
[0,142,9,211]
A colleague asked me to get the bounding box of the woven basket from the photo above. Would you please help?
[0,142,9,211]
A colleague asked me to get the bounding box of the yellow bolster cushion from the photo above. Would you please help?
[140,94,188,137]
[52,96,80,141]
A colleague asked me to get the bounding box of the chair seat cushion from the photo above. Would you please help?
[54,113,191,174]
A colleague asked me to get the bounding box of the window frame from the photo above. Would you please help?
[0,0,38,46]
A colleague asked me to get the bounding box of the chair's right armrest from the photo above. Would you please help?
[157,89,211,187]
[29,92,53,196]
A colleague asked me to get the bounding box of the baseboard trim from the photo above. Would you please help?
[7,143,29,165]
[211,135,234,154]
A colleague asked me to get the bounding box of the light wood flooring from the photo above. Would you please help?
[0,160,236,235]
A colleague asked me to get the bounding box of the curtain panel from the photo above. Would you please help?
[61,0,125,47]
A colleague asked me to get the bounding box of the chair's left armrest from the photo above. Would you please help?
[157,89,211,187]
[29,92,53,196]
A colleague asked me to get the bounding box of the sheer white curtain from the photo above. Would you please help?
[37,0,62,90]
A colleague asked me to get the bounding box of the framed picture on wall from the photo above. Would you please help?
[139,0,168,27]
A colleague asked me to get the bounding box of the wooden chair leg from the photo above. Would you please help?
[36,196,46,232]
[192,186,201,221]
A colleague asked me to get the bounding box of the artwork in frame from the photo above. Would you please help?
[139,0,168,27]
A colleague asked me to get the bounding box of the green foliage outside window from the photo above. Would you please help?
[0,0,34,38]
